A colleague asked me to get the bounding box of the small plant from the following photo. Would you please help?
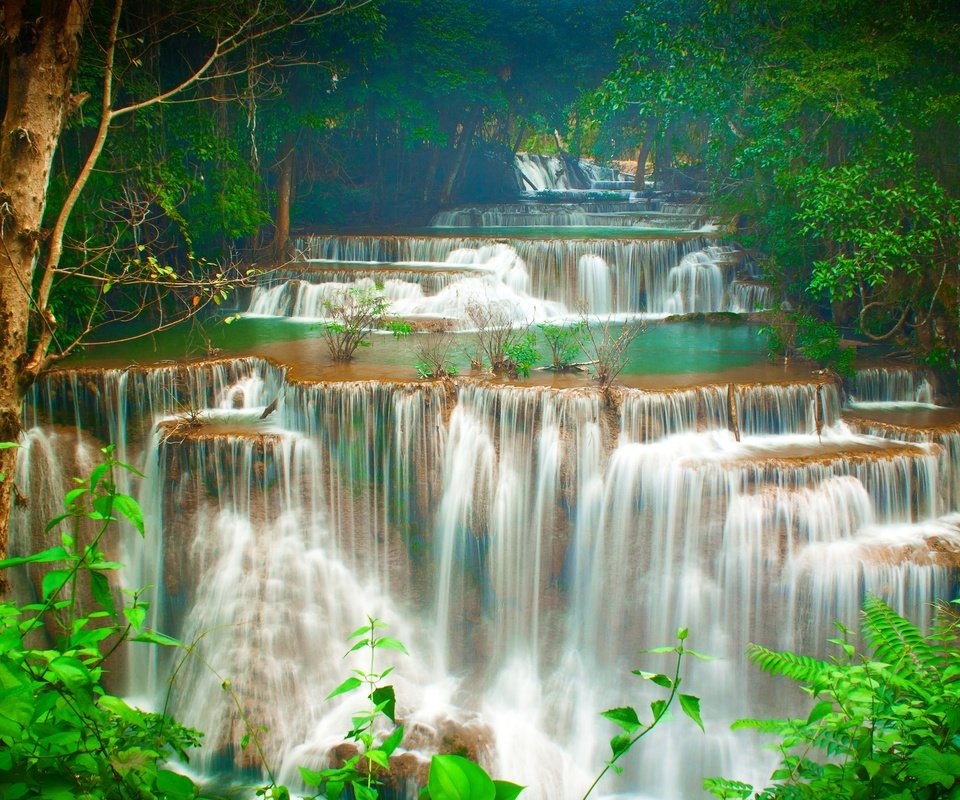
[502,333,540,379]
[415,333,460,379]
[321,286,409,361]
[300,617,408,800]
[467,304,538,378]
[539,320,586,371]
[581,317,644,394]
[760,310,854,376]
[0,445,203,799]
[705,596,960,800]
[582,627,708,800]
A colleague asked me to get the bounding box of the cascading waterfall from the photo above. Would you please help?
[11,167,955,799]
[514,154,626,192]
[16,358,960,799]
[848,367,937,405]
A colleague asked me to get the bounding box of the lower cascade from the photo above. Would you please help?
[15,359,960,799]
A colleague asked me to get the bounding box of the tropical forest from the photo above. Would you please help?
[1,0,959,799]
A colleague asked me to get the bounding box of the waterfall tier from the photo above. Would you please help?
[16,358,959,799]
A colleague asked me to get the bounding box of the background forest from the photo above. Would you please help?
[4,0,958,385]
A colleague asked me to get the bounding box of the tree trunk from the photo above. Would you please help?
[439,106,483,206]
[422,147,440,203]
[633,117,659,190]
[0,0,91,565]
[273,133,295,261]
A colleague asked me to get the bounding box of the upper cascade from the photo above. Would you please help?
[514,153,630,192]
[270,236,771,321]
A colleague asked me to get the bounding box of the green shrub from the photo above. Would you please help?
[705,596,960,799]
[0,446,203,800]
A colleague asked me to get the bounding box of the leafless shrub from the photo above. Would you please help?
[582,317,644,394]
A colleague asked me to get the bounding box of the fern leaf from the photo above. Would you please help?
[747,644,835,687]
[861,596,936,686]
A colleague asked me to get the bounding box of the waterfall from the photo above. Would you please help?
[291,234,708,315]
[848,367,938,405]
[14,345,959,795]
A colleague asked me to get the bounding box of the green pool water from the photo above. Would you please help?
[65,314,768,378]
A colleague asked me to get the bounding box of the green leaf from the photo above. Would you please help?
[428,754,497,800]
[124,605,146,632]
[601,706,641,734]
[131,629,183,647]
[650,699,667,719]
[0,546,70,569]
[493,781,525,800]
[326,676,362,700]
[375,636,409,655]
[47,656,92,693]
[365,748,390,769]
[371,684,397,722]
[907,746,960,789]
[679,694,704,732]
[156,769,198,798]
[635,671,673,688]
[610,732,631,759]
[41,569,72,599]
[89,570,117,620]
[381,723,404,756]
[112,493,144,536]
[806,700,833,725]
[89,463,110,493]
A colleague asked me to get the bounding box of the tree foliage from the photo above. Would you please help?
[594,0,960,378]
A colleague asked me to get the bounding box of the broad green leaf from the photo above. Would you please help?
[806,700,833,725]
[112,493,144,535]
[428,754,497,800]
[156,769,198,798]
[99,694,142,723]
[298,765,325,786]
[609,732,631,759]
[41,569,72,600]
[366,748,390,769]
[88,463,110,493]
[635,671,673,688]
[679,694,704,732]
[326,676,362,700]
[124,605,146,632]
[89,570,117,620]
[650,699,667,719]
[47,656,92,693]
[0,442,19,449]
[375,636,409,655]
[493,781,525,800]
[907,746,960,789]
[601,706,641,734]
[354,785,379,800]
[381,723,404,756]
[371,684,397,722]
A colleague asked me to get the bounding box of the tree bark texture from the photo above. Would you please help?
[273,134,295,261]
[0,0,91,564]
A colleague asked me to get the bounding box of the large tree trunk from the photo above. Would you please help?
[0,0,91,565]
[439,106,483,206]
[273,133,295,261]
[633,117,659,190]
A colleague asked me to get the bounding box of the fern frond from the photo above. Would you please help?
[861,596,936,683]
[747,644,835,687]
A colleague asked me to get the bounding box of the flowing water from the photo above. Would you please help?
[13,175,960,799]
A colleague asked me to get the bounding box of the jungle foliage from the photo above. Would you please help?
[591,0,960,381]
[706,596,960,799]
